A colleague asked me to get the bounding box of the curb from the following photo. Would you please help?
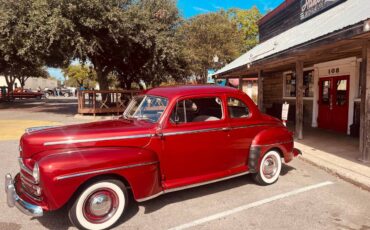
[295,142,370,192]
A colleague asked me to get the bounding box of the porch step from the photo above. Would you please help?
[294,142,370,191]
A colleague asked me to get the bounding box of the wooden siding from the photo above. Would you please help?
[263,72,283,108]
[259,0,301,42]
[262,71,313,125]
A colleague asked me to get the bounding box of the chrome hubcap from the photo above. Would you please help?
[83,189,119,223]
[262,155,278,179]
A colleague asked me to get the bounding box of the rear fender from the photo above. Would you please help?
[36,147,161,210]
[248,127,294,173]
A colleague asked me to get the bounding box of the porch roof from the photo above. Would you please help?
[215,0,370,76]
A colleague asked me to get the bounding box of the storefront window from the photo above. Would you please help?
[284,70,314,98]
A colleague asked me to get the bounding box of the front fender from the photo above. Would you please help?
[35,147,161,210]
[248,127,294,173]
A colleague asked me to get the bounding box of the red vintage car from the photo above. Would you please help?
[12,88,44,99]
[5,85,300,230]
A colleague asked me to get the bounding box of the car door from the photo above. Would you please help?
[226,95,261,169]
[160,94,231,189]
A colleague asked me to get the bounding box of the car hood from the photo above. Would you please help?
[20,119,156,158]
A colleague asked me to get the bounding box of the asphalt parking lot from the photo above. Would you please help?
[1,99,370,230]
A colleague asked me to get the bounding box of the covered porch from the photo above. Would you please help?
[214,1,370,163]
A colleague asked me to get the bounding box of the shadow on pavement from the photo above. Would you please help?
[32,164,296,229]
[0,98,78,116]
[138,164,295,215]
[34,206,72,230]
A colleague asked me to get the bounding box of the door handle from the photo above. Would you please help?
[222,127,231,131]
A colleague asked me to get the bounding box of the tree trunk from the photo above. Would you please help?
[94,62,110,104]
[17,76,29,88]
[5,75,16,93]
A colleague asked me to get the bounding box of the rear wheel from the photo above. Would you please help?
[253,150,282,185]
[69,179,128,230]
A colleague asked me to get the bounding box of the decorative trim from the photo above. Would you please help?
[162,127,229,137]
[44,134,154,146]
[18,158,32,176]
[137,170,250,202]
[55,161,158,181]
[251,140,293,147]
[162,124,277,137]
[25,126,55,134]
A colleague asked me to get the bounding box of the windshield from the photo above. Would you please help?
[123,95,168,123]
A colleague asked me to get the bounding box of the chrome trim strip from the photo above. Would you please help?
[44,134,154,146]
[55,161,158,181]
[137,170,249,202]
[165,170,250,193]
[162,124,281,137]
[20,172,36,185]
[18,158,32,176]
[5,173,43,217]
[230,124,281,130]
[163,127,229,137]
[251,140,293,147]
[25,126,55,134]
[136,191,164,202]
[22,188,42,202]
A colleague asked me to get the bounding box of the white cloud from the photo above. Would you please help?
[193,6,210,13]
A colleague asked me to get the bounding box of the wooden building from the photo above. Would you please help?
[214,0,370,162]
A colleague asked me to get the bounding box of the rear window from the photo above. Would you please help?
[227,98,250,118]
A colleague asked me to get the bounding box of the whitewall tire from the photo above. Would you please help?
[69,179,128,230]
[253,150,282,185]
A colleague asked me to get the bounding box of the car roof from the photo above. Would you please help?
[144,85,241,99]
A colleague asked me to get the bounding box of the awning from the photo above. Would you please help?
[215,0,370,76]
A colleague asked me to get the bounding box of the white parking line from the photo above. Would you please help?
[169,181,334,230]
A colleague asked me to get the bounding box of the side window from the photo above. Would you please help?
[170,97,223,123]
[227,98,250,118]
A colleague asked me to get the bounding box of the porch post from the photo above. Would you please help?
[238,77,243,91]
[295,61,304,140]
[257,70,264,111]
[359,40,370,162]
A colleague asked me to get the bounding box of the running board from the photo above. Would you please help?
[137,170,250,202]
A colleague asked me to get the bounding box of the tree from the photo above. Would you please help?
[112,0,189,89]
[227,7,262,52]
[0,0,66,92]
[63,65,96,88]
[16,67,49,88]
[178,11,244,83]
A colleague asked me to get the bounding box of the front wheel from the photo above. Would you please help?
[69,179,128,230]
[252,150,282,185]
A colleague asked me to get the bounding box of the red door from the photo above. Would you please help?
[318,76,349,133]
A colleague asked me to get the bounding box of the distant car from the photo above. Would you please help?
[5,85,301,230]
[12,88,43,99]
[42,89,54,98]
[43,88,73,98]
[60,88,73,97]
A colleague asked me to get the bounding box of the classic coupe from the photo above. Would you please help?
[5,85,300,230]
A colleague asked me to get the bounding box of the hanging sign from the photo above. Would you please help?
[300,0,346,21]
[281,102,289,126]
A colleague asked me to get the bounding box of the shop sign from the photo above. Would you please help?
[281,102,289,126]
[300,0,346,21]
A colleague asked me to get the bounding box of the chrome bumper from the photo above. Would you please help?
[5,173,43,217]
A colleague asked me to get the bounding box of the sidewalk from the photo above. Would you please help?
[293,127,370,191]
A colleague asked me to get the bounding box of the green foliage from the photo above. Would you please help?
[227,7,262,52]
[178,11,244,82]
[111,0,189,88]
[63,65,96,88]
[0,0,261,89]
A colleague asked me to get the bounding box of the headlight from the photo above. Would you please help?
[33,162,40,183]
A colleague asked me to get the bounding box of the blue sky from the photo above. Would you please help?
[48,0,283,80]
[177,0,283,18]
